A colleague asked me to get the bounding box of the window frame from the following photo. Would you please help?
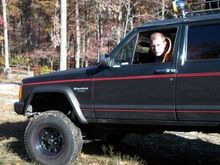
[107,25,180,68]
[132,26,179,66]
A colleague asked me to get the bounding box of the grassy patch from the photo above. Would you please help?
[73,145,142,165]
[0,138,32,165]
[0,111,144,165]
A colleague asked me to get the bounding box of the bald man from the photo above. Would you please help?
[150,32,171,63]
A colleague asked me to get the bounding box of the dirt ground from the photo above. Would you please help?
[1,111,220,165]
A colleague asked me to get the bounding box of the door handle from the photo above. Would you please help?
[154,69,176,74]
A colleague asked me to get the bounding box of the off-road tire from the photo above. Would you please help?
[24,110,83,165]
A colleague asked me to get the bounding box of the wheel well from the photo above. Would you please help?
[30,92,73,116]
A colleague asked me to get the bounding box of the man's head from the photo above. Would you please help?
[150,32,167,57]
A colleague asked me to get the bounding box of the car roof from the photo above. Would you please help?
[137,13,220,29]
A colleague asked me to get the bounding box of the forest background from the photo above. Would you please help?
[0,0,201,75]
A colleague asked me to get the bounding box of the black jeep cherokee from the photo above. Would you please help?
[15,13,220,165]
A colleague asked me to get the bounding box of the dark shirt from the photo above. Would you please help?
[154,56,163,63]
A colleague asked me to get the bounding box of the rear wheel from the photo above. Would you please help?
[24,111,83,165]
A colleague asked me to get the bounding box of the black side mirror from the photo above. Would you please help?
[99,54,110,67]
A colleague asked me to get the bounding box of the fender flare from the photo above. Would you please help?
[24,85,88,124]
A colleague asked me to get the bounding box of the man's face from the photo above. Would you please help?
[150,37,166,57]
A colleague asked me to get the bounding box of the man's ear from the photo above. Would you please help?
[165,37,171,48]
[164,40,167,46]
[162,37,172,62]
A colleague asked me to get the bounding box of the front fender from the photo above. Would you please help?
[24,85,88,124]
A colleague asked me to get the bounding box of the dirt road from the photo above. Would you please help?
[0,83,19,111]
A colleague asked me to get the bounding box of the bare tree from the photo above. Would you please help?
[60,0,67,70]
[75,0,80,68]
[51,1,60,49]
[2,0,10,72]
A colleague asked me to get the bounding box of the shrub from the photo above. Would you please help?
[39,65,52,75]
[10,55,29,66]
[0,56,4,66]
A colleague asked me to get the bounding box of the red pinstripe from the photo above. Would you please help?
[82,109,220,113]
[23,72,220,86]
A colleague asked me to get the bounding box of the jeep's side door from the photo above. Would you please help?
[176,22,220,122]
[92,27,179,123]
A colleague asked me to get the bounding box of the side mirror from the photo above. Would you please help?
[99,54,110,67]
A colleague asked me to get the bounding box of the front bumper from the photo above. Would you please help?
[14,102,25,115]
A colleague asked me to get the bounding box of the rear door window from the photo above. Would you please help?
[187,23,220,61]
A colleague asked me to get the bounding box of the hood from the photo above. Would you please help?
[22,65,100,85]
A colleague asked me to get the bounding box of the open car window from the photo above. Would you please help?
[109,28,177,67]
[133,28,177,64]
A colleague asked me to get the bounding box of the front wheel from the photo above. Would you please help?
[24,111,83,165]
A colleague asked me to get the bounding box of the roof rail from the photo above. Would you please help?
[190,0,220,15]
[172,0,220,17]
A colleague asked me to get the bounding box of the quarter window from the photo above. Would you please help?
[110,35,137,67]
[187,24,220,60]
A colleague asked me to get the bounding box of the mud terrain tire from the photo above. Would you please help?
[24,111,83,165]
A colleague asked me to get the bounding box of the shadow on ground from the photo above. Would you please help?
[0,121,30,161]
[1,121,220,165]
[83,133,220,165]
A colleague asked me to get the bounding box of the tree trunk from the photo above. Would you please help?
[75,0,80,68]
[2,0,10,71]
[161,0,165,20]
[124,0,131,38]
[95,1,101,61]
[82,31,86,67]
[60,0,67,70]
[81,0,87,67]
[117,2,123,44]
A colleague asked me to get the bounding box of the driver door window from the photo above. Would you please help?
[133,29,177,64]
